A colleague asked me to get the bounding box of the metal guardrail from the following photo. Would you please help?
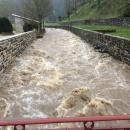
[0,115,130,130]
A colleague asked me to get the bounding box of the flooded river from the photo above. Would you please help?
[0,28,130,123]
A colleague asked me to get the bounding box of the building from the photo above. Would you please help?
[12,14,40,33]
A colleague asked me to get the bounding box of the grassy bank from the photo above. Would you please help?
[76,24,130,39]
[44,22,60,26]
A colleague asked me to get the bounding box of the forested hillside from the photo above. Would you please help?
[69,0,130,20]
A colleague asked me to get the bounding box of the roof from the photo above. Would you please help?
[12,14,40,23]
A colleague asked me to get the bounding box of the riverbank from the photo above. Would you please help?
[76,24,130,39]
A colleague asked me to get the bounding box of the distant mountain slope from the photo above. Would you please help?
[69,0,130,20]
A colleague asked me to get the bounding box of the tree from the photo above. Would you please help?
[22,0,52,31]
[122,3,130,17]
[0,0,11,17]
[58,16,62,21]
[64,0,86,17]
[23,22,38,32]
[0,17,13,33]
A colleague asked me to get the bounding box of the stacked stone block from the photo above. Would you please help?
[0,31,36,73]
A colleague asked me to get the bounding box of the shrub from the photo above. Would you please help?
[0,17,13,33]
[23,22,38,32]
[122,3,130,17]
[58,16,62,21]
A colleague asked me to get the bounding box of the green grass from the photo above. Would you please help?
[12,23,16,31]
[76,24,130,39]
[68,0,130,21]
[44,22,60,26]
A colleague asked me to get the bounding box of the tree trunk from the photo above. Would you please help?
[39,20,42,32]
[42,20,45,34]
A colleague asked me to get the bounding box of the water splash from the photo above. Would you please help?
[56,87,118,117]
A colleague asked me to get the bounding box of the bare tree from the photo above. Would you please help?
[0,0,12,17]
[0,0,25,19]
[22,0,52,29]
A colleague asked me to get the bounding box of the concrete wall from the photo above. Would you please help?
[48,26,130,65]
[0,31,36,73]
[15,17,24,33]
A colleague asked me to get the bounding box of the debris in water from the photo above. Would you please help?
[56,87,91,117]
[56,87,115,117]
[79,98,113,116]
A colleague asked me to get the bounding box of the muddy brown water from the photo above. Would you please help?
[0,28,130,128]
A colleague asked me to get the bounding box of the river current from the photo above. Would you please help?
[0,28,130,127]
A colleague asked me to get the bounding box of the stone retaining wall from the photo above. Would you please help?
[0,31,36,73]
[85,17,130,27]
[48,26,130,65]
[62,17,130,27]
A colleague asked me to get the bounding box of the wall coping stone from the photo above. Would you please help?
[0,31,35,42]
[72,26,130,41]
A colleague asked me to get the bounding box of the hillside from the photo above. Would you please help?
[69,0,130,21]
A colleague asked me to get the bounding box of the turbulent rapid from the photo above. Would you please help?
[0,28,130,122]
